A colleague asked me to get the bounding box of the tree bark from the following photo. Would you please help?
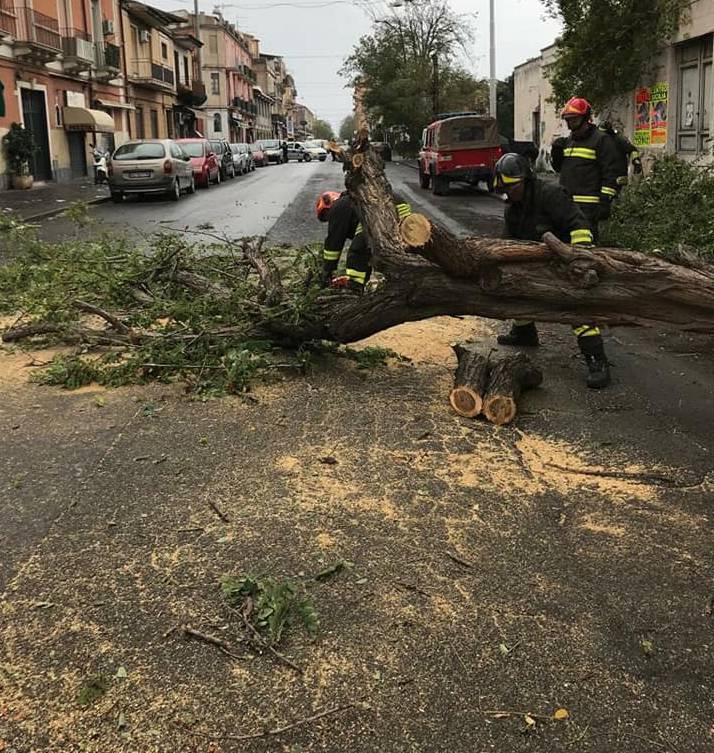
[482,354,543,426]
[449,344,491,417]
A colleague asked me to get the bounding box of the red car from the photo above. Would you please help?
[418,113,502,195]
[250,143,267,167]
[175,138,220,188]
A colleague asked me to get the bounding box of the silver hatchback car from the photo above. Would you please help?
[108,139,195,202]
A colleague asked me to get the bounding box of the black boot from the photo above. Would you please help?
[578,335,611,389]
[497,322,540,347]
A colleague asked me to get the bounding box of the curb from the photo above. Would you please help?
[15,195,111,222]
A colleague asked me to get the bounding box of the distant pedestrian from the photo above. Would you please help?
[281,140,288,163]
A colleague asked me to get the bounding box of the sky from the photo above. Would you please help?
[158,0,562,132]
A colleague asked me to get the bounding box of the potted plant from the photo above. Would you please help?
[2,122,36,189]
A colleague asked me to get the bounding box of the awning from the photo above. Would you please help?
[230,116,243,126]
[95,98,135,111]
[63,107,115,133]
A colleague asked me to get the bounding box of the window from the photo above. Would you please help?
[677,34,713,153]
[209,34,218,53]
[183,56,190,85]
[170,143,186,159]
[114,143,166,160]
[211,72,220,95]
[135,106,145,139]
[150,109,159,139]
[181,141,206,157]
[213,113,222,133]
[161,42,168,59]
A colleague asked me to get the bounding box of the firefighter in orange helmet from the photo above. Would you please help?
[315,190,359,286]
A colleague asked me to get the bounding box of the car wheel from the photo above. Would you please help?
[168,179,181,201]
[419,168,430,189]
[432,174,449,196]
[187,175,196,195]
[110,191,123,204]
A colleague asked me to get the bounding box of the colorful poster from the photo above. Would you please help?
[634,83,668,146]
[650,83,668,144]
[634,88,652,146]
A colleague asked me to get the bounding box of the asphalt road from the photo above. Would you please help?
[2,157,713,752]
[37,159,506,244]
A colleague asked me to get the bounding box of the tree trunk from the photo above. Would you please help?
[482,353,543,426]
[449,344,491,417]
[311,140,714,340]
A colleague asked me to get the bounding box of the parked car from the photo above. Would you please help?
[175,138,221,188]
[250,142,267,167]
[260,139,285,164]
[418,113,502,195]
[285,141,311,162]
[108,139,195,202]
[303,140,328,161]
[209,139,235,179]
[230,143,253,174]
[371,141,392,161]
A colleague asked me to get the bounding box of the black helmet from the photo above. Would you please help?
[494,153,532,190]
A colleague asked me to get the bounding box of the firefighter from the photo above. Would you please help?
[315,189,412,293]
[494,153,611,389]
[598,120,643,189]
[550,97,620,242]
[315,190,359,286]
[343,193,412,291]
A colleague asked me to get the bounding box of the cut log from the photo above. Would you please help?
[449,344,491,417]
[482,353,543,426]
[400,213,432,247]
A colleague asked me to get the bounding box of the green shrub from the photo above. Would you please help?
[603,155,714,259]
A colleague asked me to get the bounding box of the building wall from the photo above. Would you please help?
[514,6,714,167]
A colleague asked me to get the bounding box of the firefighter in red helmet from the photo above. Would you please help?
[315,190,359,286]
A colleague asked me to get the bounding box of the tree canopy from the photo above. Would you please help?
[311,118,334,140]
[339,114,356,142]
[342,0,487,154]
[542,0,688,109]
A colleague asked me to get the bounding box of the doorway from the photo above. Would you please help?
[21,88,52,181]
[67,131,87,178]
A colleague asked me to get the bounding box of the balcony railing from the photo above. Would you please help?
[0,0,17,37]
[128,58,174,88]
[17,7,61,51]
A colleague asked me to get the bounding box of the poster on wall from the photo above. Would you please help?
[634,83,668,146]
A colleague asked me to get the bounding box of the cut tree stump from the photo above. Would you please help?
[482,353,543,426]
[449,344,491,417]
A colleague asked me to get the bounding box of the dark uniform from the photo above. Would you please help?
[322,193,359,280]
[598,125,641,188]
[343,193,412,289]
[551,123,620,241]
[504,179,593,246]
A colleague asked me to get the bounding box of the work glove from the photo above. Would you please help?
[632,157,643,174]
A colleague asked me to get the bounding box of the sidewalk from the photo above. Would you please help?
[0,178,110,221]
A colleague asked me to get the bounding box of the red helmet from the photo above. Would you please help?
[560,97,592,120]
[315,190,341,221]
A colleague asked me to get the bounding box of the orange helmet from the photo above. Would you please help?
[560,97,592,120]
[315,190,341,222]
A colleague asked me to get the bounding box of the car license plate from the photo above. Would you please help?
[128,171,152,178]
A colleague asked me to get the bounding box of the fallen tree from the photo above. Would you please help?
[2,136,714,393]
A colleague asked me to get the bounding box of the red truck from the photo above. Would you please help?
[418,113,502,195]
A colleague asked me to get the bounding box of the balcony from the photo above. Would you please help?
[177,79,207,107]
[128,58,175,90]
[61,29,94,70]
[0,1,17,39]
[93,41,121,81]
[14,7,62,63]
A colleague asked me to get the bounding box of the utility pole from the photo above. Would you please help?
[432,52,439,118]
[489,0,497,118]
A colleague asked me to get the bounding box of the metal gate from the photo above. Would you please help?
[67,131,87,179]
[20,88,52,181]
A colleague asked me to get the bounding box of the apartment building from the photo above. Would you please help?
[174,12,256,142]
[0,0,126,186]
[122,1,204,142]
[292,102,314,140]
[255,53,296,139]
[514,0,714,164]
